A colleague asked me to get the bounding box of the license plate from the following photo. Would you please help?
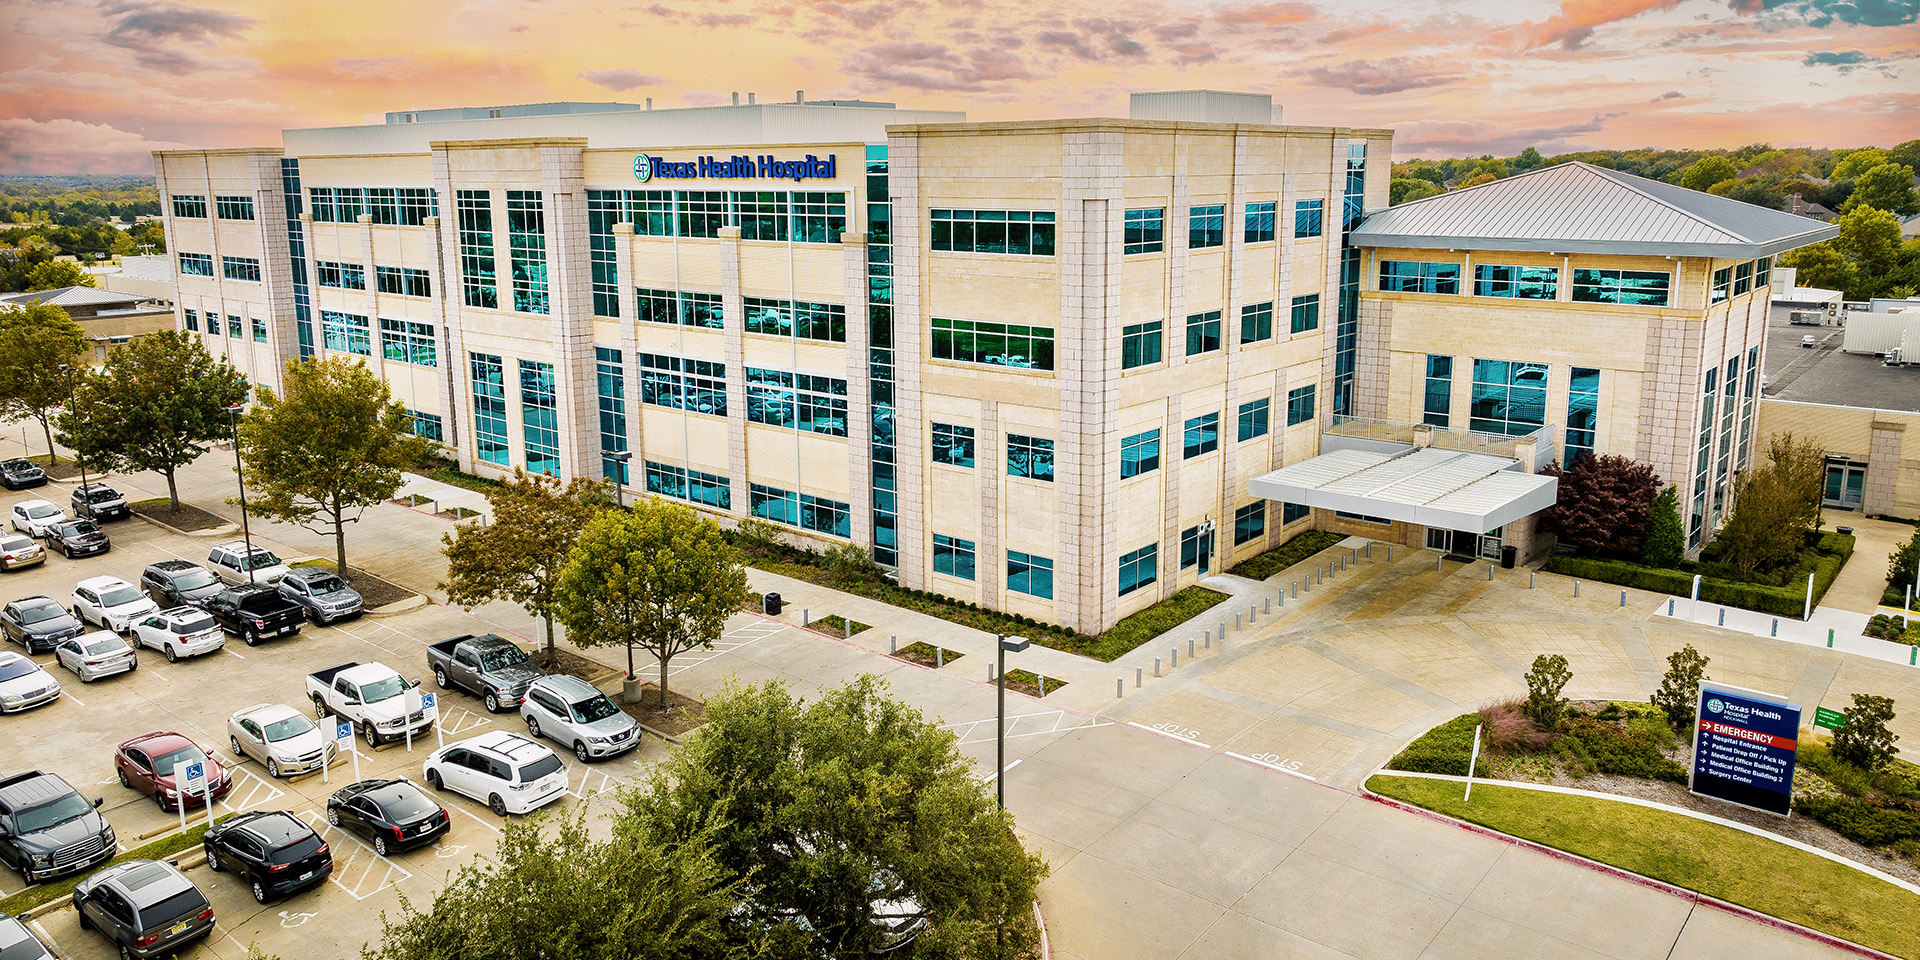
[169,921,190,935]
[279,626,294,635]
[299,870,313,881]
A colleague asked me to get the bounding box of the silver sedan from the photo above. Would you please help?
[228,703,337,778]
[52,630,137,683]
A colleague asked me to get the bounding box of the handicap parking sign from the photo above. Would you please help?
[182,761,206,791]
[335,721,353,742]
[420,693,436,710]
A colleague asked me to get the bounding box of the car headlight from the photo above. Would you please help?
[101,826,115,844]
[163,788,178,798]
[588,736,609,743]
[1,694,21,703]
[29,853,52,867]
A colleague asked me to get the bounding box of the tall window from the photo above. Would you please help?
[1711,265,1733,304]
[587,190,625,317]
[749,484,851,537]
[375,266,431,297]
[171,195,207,219]
[1294,200,1324,238]
[506,191,549,314]
[1124,208,1164,254]
[316,261,364,290]
[1245,202,1275,243]
[1118,544,1157,597]
[406,411,444,442]
[930,318,1054,371]
[399,188,435,226]
[596,347,628,483]
[252,317,267,343]
[1469,359,1548,436]
[1007,551,1054,599]
[745,368,848,436]
[226,315,241,339]
[204,314,218,336]
[1733,261,1755,297]
[1189,205,1224,249]
[456,190,497,309]
[183,309,198,332]
[1572,269,1669,306]
[320,311,370,355]
[638,353,727,416]
[1754,258,1771,290]
[1120,429,1160,478]
[1344,142,1367,229]
[1241,302,1274,344]
[931,423,976,467]
[1234,501,1266,545]
[933,534,976,580]
[1121,321,1163,370]
[470,354,509,466]
[519,360,558,476]
[1334,247,1360,415]
[745,298,846,343]
[1185,311,1221,356]
[1238,398,1270,441]
[1007,434,1054,481]
[790,192,847,243]
[929,209,1056,255]
[221,257,261,282]
[178,253,213,277]
[1286,385,1316,426]
[677,192,729,238]
[1565,367,1600,466]
[1183,412,1219,458]
[644,462,731,509]
[378,319,436,366]
[1691,367,1716,548]
[215,196,254,220]
[734,191,789,241]
[1474,264,1558,300]
[1424,355,1453,427]
[1379,260,1461,294]
[1289,294,1320,334]
[638,288,724,329]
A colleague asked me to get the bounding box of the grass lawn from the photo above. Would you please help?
[1367,774,1920,959]
[0,822,211,916]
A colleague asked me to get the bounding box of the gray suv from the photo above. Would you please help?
[520,675,640,762]
[0,770,115,883]
[277,567,364,624]
[73,859,215,958]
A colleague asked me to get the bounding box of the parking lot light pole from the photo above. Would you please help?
[609,451,633,509]
[997,634,1030,809]
[227,403,255,584]
[57,365,92,499]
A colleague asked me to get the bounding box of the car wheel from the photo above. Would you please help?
[155,792,170,811]
[166,645,179,664]
[575,742,590,763]
[117,768,130,788]
[252,879,268,903]
[326,808,340,826]
[484,692,499,713]
[359,720,377,745]
[373,834,389,857]
[76,907,90,930]
[526,716,541,738]
[267,758,281,778]
[121,943,133,960]
[489,794,508,817]
[80,670,93,683]
[426,769,442,790]
[433,666,447,688]
[205,847,221,872]
[230,735,244,756]
[127,655,136,672]
[244,629,260,647]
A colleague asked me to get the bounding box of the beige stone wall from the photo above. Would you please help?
[1759,399,1920,519]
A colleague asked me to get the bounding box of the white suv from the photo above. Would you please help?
[206,542,291,586]
[520,676,640,762]
[131,607,226,662]
[72,577,160,634]
[422,731,568,816]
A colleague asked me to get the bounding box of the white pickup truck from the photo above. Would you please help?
[306,661,438,746]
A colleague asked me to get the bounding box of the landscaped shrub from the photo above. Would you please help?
[1833,694,1902,773]
[1228,530,1343,581]
[1650,644,1710,731]
[1387,713,1480,776]
[1543,531,1854,618]
[1477,699,1551,752]
[1795,794,1920,848]
[1524,654,1573,731]
[1558,714,1689,783]
[1800,740,1876,798]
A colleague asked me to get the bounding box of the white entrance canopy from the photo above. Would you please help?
[1249,446,1558,533]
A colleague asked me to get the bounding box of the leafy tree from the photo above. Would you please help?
[820,542,883,586]
[1540,454,1660,557]
[731,515,788,559]
[1650,644,1709,731]
[364,807,747,960]
[0,303,89,462]
[1523,654,1573,731]
[1841,163,1920,216]
[1832,148,1890,180]
[1717,432,1825,575]
[23,259,94,291]
[627,676,1049,960]
[1890,140,1920,175]
[1402,160,1446,185]
[1678,156,1738,192]
[1641,484,1685,568]
[1458,171,1499,189]
[237,357,430,577]
[554,499,751,705]
[1708,178,1785,210]
[1830,694,1900,773]
[1389,177,1444,205]
[53,330,248,509]
[1886,528,1920,599]
[1779,242,1855,295]
[1512,146,1545,172]
[440,469,607,660]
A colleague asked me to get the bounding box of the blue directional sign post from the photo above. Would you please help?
[421,692,441,749]
[1690,683,1802,817]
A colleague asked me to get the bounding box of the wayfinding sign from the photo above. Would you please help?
[1690,683,1801,817]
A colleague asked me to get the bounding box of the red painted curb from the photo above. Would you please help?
[1361,791,1896,960]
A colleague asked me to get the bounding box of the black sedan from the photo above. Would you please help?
[140,560,224,609]
[0,460,45,491]
[70,483,129,522]
[46,519,109,559]
[325,779,449,856]
[0,596,84,655]
[203,810,332,903]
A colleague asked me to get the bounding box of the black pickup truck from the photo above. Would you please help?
[202,584,304,647]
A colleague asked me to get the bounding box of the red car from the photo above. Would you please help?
[114,732,233,812]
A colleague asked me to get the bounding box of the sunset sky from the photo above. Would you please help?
[1,0,1914,174]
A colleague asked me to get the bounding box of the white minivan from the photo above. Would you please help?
[421,730,568,816]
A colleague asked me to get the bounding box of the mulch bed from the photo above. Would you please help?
[23,454,85,482]
[529,647,620,685]
[893,641,963,668]
[130,499,231,533]
[614,681,706,737]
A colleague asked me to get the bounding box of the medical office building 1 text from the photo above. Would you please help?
[153,90,1834,635]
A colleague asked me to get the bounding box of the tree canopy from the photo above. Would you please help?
[1716,432,1825,575]
[0,302,89,462]
[23,259,95,291]
[441,469,609,659]
[1541,454,1660,558]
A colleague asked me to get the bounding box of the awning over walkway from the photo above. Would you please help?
[1248,446,1558,533]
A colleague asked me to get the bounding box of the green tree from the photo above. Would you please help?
[1512,146,1545,172]
[440,469,607,661]
[1886,528,1920,600]
[627,676,1049,960]
[1717,432,1826,575]
[1778,242,1855,295]
[52,330,248,509]
[237,357,430,577]
[1540,454,1660,558]
[365,807,747,960]
[1841,163,1920,216]
[554,499,751,706]
[0,303,89,462]
[1642,484,1685,568]
[1830,694,1900,773]
[1832,148,1889,180]
[1649,644,1710,732]
[23,259,95,291]
[1679,156,1739,192]
[1389,177,1444,205]
[1833,201,1909,291]
[1523,654,1573,731]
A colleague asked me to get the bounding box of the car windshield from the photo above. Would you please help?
[240,551,283,570]
[18,602,65,624]
[172,616,216,634]
[306,575,348,596]
[1,459,28,471]
[99,585,141,606]
[571,695,621,723]
[0,659,36,681]
[263,714,314,742]
[518,754,563,781]
[14,793,92,833]
[25,505,58,519]
[171,568,219,590]
[62,520,99,535]
[85,637,126,655]
[151,745,207,778]
[359,676,406,702]
[1,537,33,552]
[371,786,436,820]
[86,489,119,502]
[271,835,324,864]
[478,645,527,671]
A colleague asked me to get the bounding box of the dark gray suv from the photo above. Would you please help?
[277,567,364,625]
[73,859,215,958]
[0,770,115,883]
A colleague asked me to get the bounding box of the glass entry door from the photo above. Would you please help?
[1824,460,1866,509]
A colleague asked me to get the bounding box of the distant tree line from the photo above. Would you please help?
[0,175,167,291]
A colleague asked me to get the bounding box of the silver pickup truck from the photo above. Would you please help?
[424,635,547,713]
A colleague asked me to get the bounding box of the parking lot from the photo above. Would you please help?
[0,480,665,959]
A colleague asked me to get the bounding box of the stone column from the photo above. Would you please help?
[1058,130,1124,634]
[842,232,873,544]
[1867,421,1905,516]
[540,143,598,482]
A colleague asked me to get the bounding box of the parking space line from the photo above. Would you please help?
[216,767,285,813]
[444,801,502,834]
[438,707,494,736]
[55,688,84,706]
[646,621,787,677]
[225,648,246,659]
[938,710,1111,746]
[569,768,617,801]
[290,809,414,901]
[1224,751,1319,782]
[1125,721,1212,750]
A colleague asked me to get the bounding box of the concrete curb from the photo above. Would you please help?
[366,595,429,618]
[128,509,238,540]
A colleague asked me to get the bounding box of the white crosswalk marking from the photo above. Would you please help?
[937,710,1112,746]
[291,809,414,901]
[642,621,788,677]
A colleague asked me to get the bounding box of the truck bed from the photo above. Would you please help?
[306,662,360,687]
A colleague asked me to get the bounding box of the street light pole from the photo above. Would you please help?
[996,633,1030,810]
[609,451,633,510]
[58,365,90,500]
[227,404,255,584]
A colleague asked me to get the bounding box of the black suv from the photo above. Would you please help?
[0,597,84,654]
[203,810,332,903]
[0,460,45,491]
[46,519,110,559]
[70,483,129,522]
[0,771,115,884]
[73,859,215,958]
[139,561,224,609]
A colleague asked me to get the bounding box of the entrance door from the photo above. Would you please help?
[1197,531,1214,574]
[1824,460,1866,510]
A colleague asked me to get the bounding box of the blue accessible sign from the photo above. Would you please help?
[1690,683,1802,817]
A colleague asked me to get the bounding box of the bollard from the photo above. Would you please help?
[1718,609,1725,627]
[1188,638,1195,658]
[1487,564,1494,581]
[1341,556,1347,572]
[1389,545,1394,560]
[1118,678,1125,698]
[1912,646,1917,666]
[803,608,809,627]
[1249,603,1256,623]
[1620,590,1626,607]
[1437,556,1443,572]
[890,634,897,654]
[1264,597,1271,615]
[1204,628,1211,646]
[1136,666,1143,687]
[1038,676,1047,697]
[1367,543,1373,558]
[1155,657,1162,678]
[1236,612,1242,630]
[1205,631,1212,649]
[1575,581,1581,598]
[1771,618,1779,637]
[936,646,944,668]
[1317,568,1323,585]
[1172,647,1180,667]
[1219,620,1227,640]
[1828,629,1835,648]
[1531,572,1536,590]
[1292,582,1299,598]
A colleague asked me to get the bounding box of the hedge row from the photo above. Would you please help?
[1795,794,1920,848]
[1228,530,1345,581]
[1387,713,1481,776]
[1542,533,1854,618]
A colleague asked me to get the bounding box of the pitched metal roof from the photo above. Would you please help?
[0,286,141,308]
[1248,446,1558,532]
[1350,161,1839,258]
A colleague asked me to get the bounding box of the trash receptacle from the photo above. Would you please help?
[1500,546,1517,570]
[763,592,783,615]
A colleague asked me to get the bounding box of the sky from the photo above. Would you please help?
[0,0,1914,174]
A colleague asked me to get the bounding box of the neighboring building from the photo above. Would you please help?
[0,285,175,362]
[1768,265,1842,322]
[1787,194,1836,222]
[102,255,177,303]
